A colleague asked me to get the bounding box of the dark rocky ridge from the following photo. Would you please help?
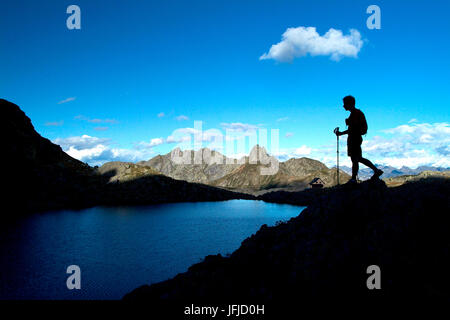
[2,99,101,214]
[124,177,450,302]
[2,99,252,216]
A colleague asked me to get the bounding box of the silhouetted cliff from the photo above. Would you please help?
[2,99,101,214]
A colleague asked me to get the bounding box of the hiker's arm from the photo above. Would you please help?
[337,129,348,136]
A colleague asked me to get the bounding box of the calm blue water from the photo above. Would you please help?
[0,200,304,300]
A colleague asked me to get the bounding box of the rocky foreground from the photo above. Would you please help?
[125,177,450,302]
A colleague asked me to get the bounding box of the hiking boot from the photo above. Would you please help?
[371,169,384,180]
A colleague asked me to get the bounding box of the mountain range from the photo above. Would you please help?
[102,139,450,194]
[338,164,450,180]
[115,144,450,192]
[132,144,350,194]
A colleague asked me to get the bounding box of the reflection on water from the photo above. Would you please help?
[0,200,304,299]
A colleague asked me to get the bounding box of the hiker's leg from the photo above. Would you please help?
[351,156,359,180]
[360,157,384,179]
[359,157,377,172]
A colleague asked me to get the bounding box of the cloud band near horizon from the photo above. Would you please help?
[52,120,450,169]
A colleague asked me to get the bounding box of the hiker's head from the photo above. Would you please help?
[343,95,355,111]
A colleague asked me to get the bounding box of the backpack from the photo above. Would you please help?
[359,111,368,135]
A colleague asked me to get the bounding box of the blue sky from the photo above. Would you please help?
[1,0,449,168]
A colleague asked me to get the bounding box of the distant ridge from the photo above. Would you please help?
[384,170,450,187]
[338,164,450,180]
[129,144,351,194]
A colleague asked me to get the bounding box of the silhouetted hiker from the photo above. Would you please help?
[334,95,383,184]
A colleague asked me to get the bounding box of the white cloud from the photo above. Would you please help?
[65,144,110,163]
[157,112,165,118]
[277,117,289,122]
[176,115,189,121]
[53,135,157,166]
[219,122,263,145]
[94,126,109,131]
[139,138,164,147]
[273,121,450,169]
[166,128,198,144]
[75,115,118,124]
[58,97,76,104]
[294,145,312,156]
[260,26,363,62]
[382,122,449,143]
[275,145,312,161]
[220,122,259,132]
[150,138,164,146]
[436,145,450,156]
[53,135,111,150]
[166,135,192,144]
[375,154,445,169]
[91,118,118,124]
[53,121,449,169]
[67,146,155,167]
[365,122,450,168]
[322,122,450,168]
[166,127,225,147]
[151,123,264,152]
[45,120,64,126]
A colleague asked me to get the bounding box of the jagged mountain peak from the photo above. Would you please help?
[248,144,270,162]
[167,147,229,165]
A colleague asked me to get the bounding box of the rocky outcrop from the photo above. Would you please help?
[2,99,102,214]
[211,153,349,194]
[124,177,450,302]
[282,157,349,187]
[97,161,161,182]
[137,148,241,184]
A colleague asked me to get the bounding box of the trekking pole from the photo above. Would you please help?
[333,127,340,185]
